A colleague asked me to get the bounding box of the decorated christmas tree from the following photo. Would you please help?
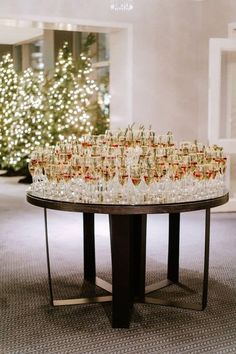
[0,39,110,176]
[0,54,18,169]
[46,42,97,145]
[77,51,101,133]
[8,68,47,171]
[94,74,110,135]
[79,33,110,135]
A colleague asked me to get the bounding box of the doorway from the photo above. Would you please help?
[208,38,236,211]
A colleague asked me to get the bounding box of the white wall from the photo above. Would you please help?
[197,0,236,142]
[0,0,236,143]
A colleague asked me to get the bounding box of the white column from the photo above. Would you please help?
[109,26,133,129]
[21,44,30,70]
[43,29,54,75]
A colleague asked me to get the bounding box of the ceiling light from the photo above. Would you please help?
[110,0,134,11]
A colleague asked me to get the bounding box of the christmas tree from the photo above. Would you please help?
[79,33,110,135]
[77,51,100,133]
[1,40,110,175]
[95,73,110,135]
[46,42,97,145]
[0,54,18,169]
[8,68,47,171]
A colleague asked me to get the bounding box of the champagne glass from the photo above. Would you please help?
[130,165,142,187]
[28,157,39,192]
[116,166,129,203]
[143,166,156,203]
[157,134,168,147]
[101,156,116,202]
[167,131,174,147]
[57,164,75,201]
[165,158,180,202]
[90,157,103,202]
[28,157,39,178]
[118,166,129,186]
[193,165,205,200]
[28,150,45,193]
[129,165,145,204]
[145,129,156,146]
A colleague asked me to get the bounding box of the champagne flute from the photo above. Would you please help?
[129,165,144,204]
[28,151,42,192]
[143,166,156,203]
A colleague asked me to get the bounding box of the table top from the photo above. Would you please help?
[26,191,229,215]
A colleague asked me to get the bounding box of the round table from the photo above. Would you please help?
[27,192,229,328]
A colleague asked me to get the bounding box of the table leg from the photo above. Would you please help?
[167,213,180,283]
[131,215,147,301]
[83,213,96,281]
[109,214,132,328]
[43,210,111,307]
[202,208,210,310]
[145,209,211,311]
[44,208,54,306]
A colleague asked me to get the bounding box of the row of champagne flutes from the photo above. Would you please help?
[28,126,227,204]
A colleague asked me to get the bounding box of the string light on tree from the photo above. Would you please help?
[46,42,97,145]
[0,39,110,174]
[8,68,47,170]
[0,54,18,168]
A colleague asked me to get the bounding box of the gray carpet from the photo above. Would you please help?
[0,176,236,353]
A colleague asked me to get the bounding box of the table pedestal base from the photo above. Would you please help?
[145,279,203,311]
[144,209,211,312]
[52,277,112,306]
[42,205,212,327]
[109,214,147,327]
[44,208,112,307]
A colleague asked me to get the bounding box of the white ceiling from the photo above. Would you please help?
[0,25,43,45]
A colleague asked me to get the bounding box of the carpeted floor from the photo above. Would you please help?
[0,176,236,353]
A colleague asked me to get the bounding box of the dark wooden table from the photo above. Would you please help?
[27,192,229,328]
